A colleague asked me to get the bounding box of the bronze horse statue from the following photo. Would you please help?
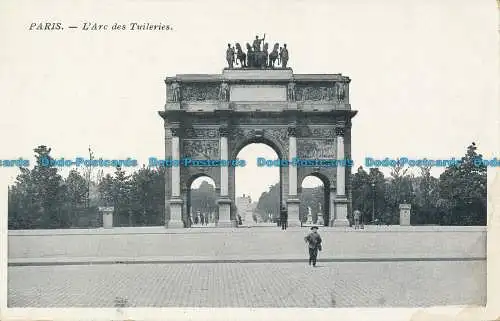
[262,43,269,67]
[246,43,255,67]
[235,43,247,67]
[268,43,280,67]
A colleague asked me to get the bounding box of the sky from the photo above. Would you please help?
[0,0,498,202]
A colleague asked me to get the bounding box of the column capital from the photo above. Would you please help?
[219,126,230,137]
[287,126,297,137]
[170,127,182,137]
[335,127,345,137]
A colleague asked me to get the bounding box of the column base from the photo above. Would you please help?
[216,220,235,228]
[217,197,233,228]
[333,197,349,227]
[332,219,350,227]
[287,198,301,227]
[166,198,184,229]
[218,102,230,110]
[167,220,185,229]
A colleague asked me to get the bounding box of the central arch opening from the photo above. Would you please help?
[300,175,329,226]
[234,142,282,225]
[188,176,217,227]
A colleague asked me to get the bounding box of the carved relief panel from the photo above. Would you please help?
[182,139,219,159]
[297,139,336,159]
[181,84,219,101]
[295,82,347,102]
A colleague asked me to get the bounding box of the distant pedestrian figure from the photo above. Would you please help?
[353,210,361,229]
[280,206,288,230]
[304,226,322,267]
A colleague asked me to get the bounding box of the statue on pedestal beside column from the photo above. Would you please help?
[219,81,229,101]
[169,82,180,102]
[307,207,313,224]
[287,82,296,101]
[336,82,346,103]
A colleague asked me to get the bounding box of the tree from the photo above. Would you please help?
[412,165,440,224]
[31,146,68,228]
[128,166,165,226]
[439,142,487,225]
[65,170,87,208]
[8,167,38,229]
[256,183,280,222]
[112,166,132,226]
[97,173,115,206]
[8,145,69,229]
[351,166,371,223]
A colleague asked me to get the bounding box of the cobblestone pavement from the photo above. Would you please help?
[8,260,486,308]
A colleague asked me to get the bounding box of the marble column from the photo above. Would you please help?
[167,127,184,228]
[286,126,301,227]
[217,126,233,227]
[333,127,349,226]
[163,126,171,227]
[329,187,337,226]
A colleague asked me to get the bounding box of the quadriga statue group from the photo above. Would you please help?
[226,34,289,69]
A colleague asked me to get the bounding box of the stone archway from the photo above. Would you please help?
[231,137,285,225]
[299,173,331,226]
[159,67,357,228]
[186,174,217,227]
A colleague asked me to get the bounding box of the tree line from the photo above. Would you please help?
[8,143,486,229]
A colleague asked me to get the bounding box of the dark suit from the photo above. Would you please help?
[280,209,288,230]
[305,232,322,266]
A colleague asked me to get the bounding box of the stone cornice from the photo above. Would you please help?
[164,72,350,84]
[159,109,358,119]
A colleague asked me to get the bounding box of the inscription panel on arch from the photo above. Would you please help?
[230,85,287,102]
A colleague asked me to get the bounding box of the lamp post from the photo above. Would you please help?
[371,182,375,223]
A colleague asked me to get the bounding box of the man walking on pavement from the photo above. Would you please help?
[304,226,322,267]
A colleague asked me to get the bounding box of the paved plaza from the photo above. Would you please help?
[8,226,487,308]
[9,260,485,308]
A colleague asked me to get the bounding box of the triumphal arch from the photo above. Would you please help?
[159,37,357,228]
